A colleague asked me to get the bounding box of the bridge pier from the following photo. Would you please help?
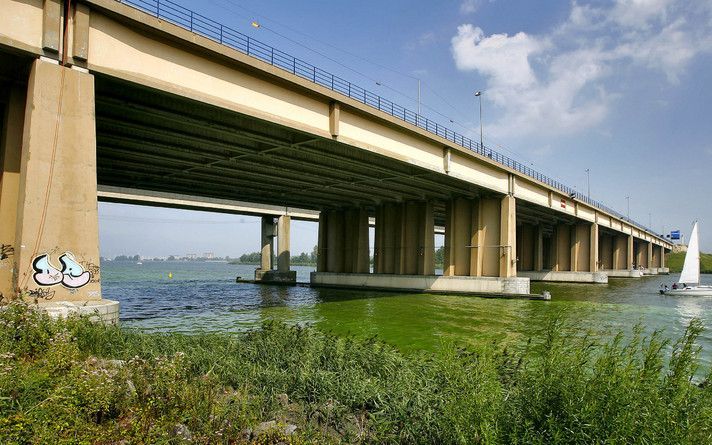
[0,59,118,320]
[317,208,369,274]
[520,222,607,283]
[255,215,296,283]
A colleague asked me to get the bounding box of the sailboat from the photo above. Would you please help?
[663,222,712,296]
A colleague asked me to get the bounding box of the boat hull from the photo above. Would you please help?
[663,286,712,296]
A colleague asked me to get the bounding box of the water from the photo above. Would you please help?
[101,261,712,366]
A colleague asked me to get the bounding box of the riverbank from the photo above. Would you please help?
[1,303,710,444]
[666,251,712,274]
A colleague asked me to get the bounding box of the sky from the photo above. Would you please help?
[99,0,712,257]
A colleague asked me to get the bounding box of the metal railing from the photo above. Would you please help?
[115,0,665,241]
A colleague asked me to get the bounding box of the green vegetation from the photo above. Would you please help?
[665,251,712,274]
[1,303,711,444]
[234,246,318,266]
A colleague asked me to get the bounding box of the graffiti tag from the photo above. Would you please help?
[0,244,14,261]
[32,252,92,289]
[26,287,56,301]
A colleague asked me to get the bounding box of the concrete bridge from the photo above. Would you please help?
[0,0,672,311]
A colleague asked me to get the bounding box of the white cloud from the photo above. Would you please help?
[451,25,546,88]
[611,0,674,29]
[450,0,712,139]
[460,0,480,15]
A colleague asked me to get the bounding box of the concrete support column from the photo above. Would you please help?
[651,244,661,268]
[326,210,345,273]
[277,216,290,273]
[260,216,275,271]
[534,225,544,271]
[375,203,401,274]
[500,195,516,277]
[571,223,592,272]
[517,224,535,271]
[343,208,369,274]
[444,198,475,276]
[399,201,434,276]
[660,246,666,268]
[590,223,599,272]
[0,84,26,300]
[13,60,101,301]
[627,235,634,269]
[320,208,369,274]
[599,234,613,270]
[636,240,649,269]
[647,242,653,269]
[553,224,572,271]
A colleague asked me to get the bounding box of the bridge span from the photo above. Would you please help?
[0,0,672,305]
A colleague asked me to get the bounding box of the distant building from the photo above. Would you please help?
[186,253,197,260]
[203,252,214,259]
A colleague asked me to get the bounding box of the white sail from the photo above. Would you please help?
[678,222,700,284]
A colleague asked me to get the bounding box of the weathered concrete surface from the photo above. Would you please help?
[518,270,608,284]
[13,59,101,302]
[310,272,530,295]
[36,299,119,324]
[254,269,297,284]
[642,268,659,276]
[602,269,643,278]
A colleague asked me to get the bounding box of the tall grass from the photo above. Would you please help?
[0,302,710,444]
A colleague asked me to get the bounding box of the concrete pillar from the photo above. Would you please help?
[277,216,290,273]
[660,246,666,268]
[444,198,475,276]
[599,234,613,270]
[400,201,434,276]
[517,224,535,271]
[481,197,502,277]
[590,223,599,272]
[343,208,369,274]
[0,85,26,300]
[317,212,328,272]
[375,203,402,274]
[651,244,661,268]
[627,235,634,269]
[553,224,571,271]
[326,210,345,273]
[534,225,544,272]
[500,195,516,277]
[571,223,591,272]
[13,60,101,301]
[613,235,627,270]
[647,242,653,269]
[635,240,649,269]
[260,216,275,271]
[319,208,369,274]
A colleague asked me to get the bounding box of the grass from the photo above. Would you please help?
[665,251,712,274]
[1,302,711,444]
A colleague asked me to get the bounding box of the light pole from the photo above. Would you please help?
[585,168,590,200]
[475,91,483,154]
[625,196,630,220]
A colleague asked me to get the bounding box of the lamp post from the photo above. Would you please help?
[625,196,630,220]
[475,91,483,154]
[585,168,590,200]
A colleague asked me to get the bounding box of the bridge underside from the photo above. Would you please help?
[0,46,669,303]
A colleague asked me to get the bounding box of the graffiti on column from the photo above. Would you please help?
[32,252,92,289]
[1,244,14,261]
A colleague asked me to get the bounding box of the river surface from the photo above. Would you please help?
[101,261,712,367]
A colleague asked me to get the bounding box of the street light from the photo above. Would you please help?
[625,196,630,220]
[475,91,484,155]
[585,168,590,200]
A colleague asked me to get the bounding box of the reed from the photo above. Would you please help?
[1,302,710,444]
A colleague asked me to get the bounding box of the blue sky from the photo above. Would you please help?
[99,0,712,257]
